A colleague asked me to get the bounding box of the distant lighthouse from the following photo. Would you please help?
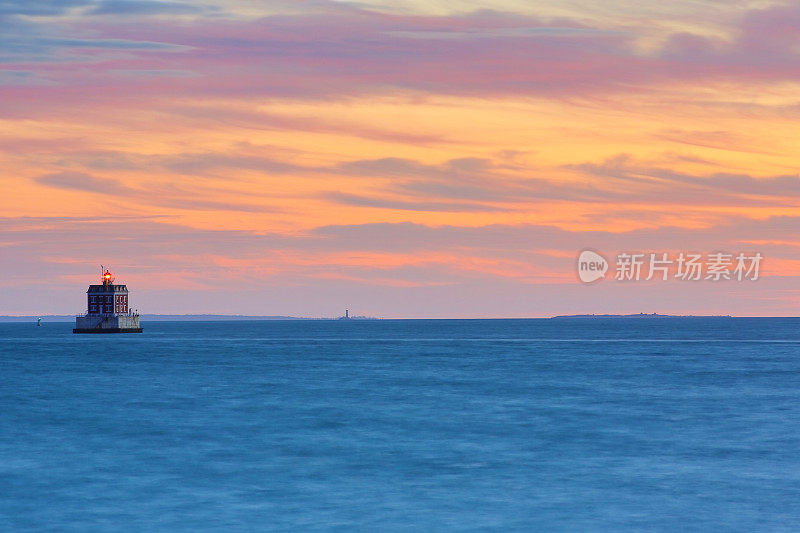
[73,266,142,334]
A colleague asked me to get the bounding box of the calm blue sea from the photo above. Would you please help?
[1,318,799,531]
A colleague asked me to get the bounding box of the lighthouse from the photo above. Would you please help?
[73,267,142,333]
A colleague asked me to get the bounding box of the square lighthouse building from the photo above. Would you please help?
[74,269,141,333]
[88,278,129,315]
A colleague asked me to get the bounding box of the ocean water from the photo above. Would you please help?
[1,318,799,531]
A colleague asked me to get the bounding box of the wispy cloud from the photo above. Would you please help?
[2,2,799,103]
[33,171,282,213]
[36,171,135,194]
[28,149,800,214]
[87,1,206,16]
[572,155,800,204]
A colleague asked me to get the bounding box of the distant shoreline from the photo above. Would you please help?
[550,313,733,319]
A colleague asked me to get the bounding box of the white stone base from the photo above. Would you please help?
[74,315,142,333]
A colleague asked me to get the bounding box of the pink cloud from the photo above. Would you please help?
[1,215,798,316]
[3,3,799,116]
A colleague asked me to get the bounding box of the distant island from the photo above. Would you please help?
[551,313,733,319]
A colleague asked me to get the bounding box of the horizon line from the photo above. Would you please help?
[1,313,798,322]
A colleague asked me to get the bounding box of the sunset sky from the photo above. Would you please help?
[2,0,799,317]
